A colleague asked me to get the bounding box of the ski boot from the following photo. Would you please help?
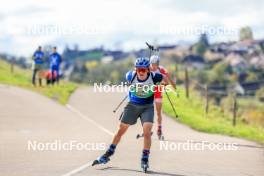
[141,158,149,173]
[92,151,111,166]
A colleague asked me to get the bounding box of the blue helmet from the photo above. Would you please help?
[135,57,150,68]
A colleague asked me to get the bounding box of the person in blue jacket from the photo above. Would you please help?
[49,47,62,85]
[32,46,45,86]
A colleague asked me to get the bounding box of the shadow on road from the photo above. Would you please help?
[97,166,186,176]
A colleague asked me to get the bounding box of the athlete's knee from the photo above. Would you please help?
[143,130,152,139]
[157,110,162,117]
[116,123,128,137]
[143,126,152,138]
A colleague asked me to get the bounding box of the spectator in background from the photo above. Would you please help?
[45,70,57,85]
[32,46,45,86]
[49,47,62,85]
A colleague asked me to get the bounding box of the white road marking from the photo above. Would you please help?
[66,104,114,136]
[61,161,93,176]
[62,104,114,176]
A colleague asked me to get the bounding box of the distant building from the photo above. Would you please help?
[249,55,264,69]
[101,56,113,64]
[158,45,177,50]
[225,53,248,73]
[240,80,264,96]
[104,50,128,60]
[183,54,205,69]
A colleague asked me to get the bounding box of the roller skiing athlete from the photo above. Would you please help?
[149,55,177,140]
[92,57,168,173]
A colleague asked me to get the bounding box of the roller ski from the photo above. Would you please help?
[136,132,153,139]
[92,144,116,166]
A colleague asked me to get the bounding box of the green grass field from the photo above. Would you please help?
[0,59,77,104]
[163,87,264,144]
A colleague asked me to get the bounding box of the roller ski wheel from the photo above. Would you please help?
[136,132,153,139]
[143,164,148,173]
[158,135,165,140]
[141,159,149,173]
[92,155,110,166]
[136,134,141,139]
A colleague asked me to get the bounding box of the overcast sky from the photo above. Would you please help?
[0,0,264,56]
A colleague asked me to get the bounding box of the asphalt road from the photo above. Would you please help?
[1,85,264,176]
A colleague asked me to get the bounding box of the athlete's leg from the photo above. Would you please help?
[94,123,130,165]
[94,103,138,165]
[109,102,137,152]
[141,122,153,168]
[104,123,129,156]
[155,100,162,126]
[143,122,153,149]
[155,98,163,136]
[112,122,129,145]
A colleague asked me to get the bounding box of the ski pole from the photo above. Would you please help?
[145,42,153,59]
[146,42,154,51]
[146,42,159,53]
[146,42,160,59]
[164,90,179,118]
[113,95,128,113]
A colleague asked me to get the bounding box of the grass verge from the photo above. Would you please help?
[0,59,77,104]
[163,87,264,144]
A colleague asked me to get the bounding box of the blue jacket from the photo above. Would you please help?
[49,52,61,67]
[33,51,44,64]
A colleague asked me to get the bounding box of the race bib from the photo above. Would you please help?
[130,83,155,98]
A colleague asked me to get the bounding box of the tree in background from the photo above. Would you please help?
[196,69,209,84]
[260,42,264,53]
[110,70,120,84]
[239,26,253,41]
[208,62,232,86]
[199,33,209,47]
[256,87,264,102]
[245,72,258,82]
[192,33,209,56]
